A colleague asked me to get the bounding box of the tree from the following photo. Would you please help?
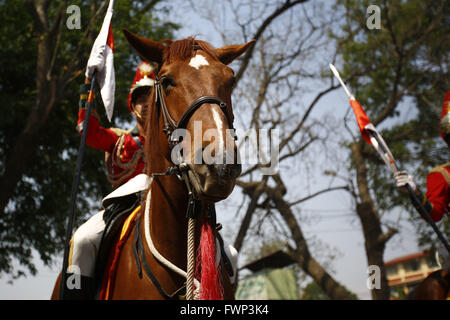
[329,0,449,299]
[190,0,356,299]
[300,281,330,300]
[0,0,178,279]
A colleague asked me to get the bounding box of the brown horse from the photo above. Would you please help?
[414,269,450,300]
[52,31,254,299]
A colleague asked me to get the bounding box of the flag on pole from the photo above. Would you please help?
[329,64,397,171]
[349,99,372,145]
[86,0,115,122]
[329,64,372,145]
[330,63,450,253]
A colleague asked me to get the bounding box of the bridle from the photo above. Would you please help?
[142,58,239,300]
[151,64,240,201]
[150,56,241,203]
[154,73,237,150]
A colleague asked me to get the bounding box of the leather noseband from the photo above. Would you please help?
[154,75,237,149]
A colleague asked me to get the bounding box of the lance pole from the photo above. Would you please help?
[60,72,97,299]
[367,127,450,253]
[330,63,450,253]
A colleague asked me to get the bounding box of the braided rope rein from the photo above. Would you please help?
[186,217,196,300]
[143,186,200,299]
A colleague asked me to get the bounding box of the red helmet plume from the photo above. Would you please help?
[127,61,156,113]
[440,92,450,141]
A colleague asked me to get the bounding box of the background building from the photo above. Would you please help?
[235,250,299,300]
[385,250,440,299]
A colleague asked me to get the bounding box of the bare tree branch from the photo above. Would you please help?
[233,0,309,87]
[233,178,269,251]
[288,185,349,207]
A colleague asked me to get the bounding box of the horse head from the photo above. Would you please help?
[123,29,255,203]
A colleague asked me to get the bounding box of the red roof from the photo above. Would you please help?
[388,270,434,286]
[384,251,428,267]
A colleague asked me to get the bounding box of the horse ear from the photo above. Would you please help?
[122,28,165,64]
[215,40,256,65]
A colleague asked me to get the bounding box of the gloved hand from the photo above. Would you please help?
[436,246,450,270]
[85,41,106,79]
[394,170,417,192]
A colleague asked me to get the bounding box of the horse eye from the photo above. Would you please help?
[161,76,175,91]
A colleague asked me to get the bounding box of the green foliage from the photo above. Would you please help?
[0,0,178,279]
[300,281,330,300]
[390,286,408,300]
[332,0,449,247]
[300,280,358,300]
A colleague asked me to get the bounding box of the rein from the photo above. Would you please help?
[143,188,201,299]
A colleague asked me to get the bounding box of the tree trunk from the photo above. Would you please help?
[0,29,59,214]
[233,180,267,251]
[0,1,66,215]
[351,140,393,300]
[266,185,354,299]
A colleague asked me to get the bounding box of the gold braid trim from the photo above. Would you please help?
[109,127,133,137]
[105,134,145,188]
[429,162,450,186]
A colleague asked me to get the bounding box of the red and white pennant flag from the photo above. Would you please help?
[330,63,450,253]
[85,0,115,122]
[330,63,397,172]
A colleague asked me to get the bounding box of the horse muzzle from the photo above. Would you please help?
[187,160,241,202]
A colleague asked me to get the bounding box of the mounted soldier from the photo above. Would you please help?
[394,92,450,269]
[78,61,155,188]
[61,61,156,299]
[330,65,450,299]
[55,0,243,300]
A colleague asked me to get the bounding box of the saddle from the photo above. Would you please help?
[131,217,236,300]
[92,173,151,294]
[90,174,236,299]
[94,191,141,288]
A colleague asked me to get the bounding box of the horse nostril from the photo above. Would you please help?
[230,163,242,179]
[215,164,226,178]
[213,164,241,180]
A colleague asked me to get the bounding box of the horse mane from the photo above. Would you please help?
[161,37,218,64]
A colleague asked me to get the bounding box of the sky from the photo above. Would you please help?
[0,0,427,300]
[0,91,420,299]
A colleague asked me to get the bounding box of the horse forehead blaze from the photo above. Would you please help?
[188,53,210,70]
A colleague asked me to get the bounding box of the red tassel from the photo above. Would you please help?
[196,219,223,300]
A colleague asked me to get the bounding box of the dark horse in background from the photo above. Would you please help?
[413,268,450,300]
[52,30,254,299]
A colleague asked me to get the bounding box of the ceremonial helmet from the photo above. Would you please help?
[128,61,156,113]
[440,92,450,145]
